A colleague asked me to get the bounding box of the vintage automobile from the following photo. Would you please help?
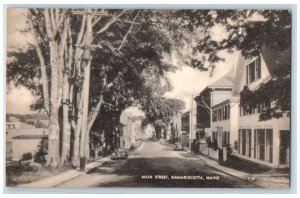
[173,143,184,151]
[110,150,129,160]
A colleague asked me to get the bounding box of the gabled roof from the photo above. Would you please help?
[232,42,290,96]
[208,67,234,88]
[195,67,234,100]
[260,42,291,75]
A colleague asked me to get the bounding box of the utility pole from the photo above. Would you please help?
[189,95,194,152]
[71,9,109,171]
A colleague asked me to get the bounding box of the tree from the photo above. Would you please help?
[141,97,185,139]
[7,9,184,168]
[7,8,140,167]
[87,10,181,153]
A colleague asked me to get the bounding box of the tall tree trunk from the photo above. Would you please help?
[44,9,61,167]
[79,9,93,168]
[71,12,87,168]
[46,41,60,167]
[60,59,71,166]
[79,58,91,168]
[59,16,73,167]
[72,90,83,167]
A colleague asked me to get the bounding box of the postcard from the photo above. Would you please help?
[5,8,291,188]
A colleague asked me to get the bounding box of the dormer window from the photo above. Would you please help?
[246,56,261,85]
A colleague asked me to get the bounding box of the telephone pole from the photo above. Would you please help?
[189,95,194,151]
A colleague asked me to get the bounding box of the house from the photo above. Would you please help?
[6,131,13,161]
[6,116,48,161]
[180,111,190,147]
[6,117,21,129]
[205,42,290,168]
[233,42,290,168]
[120,111,144,149]
[12,132,48,161]
[8,127,48,161]
[165,113,182,142]
[211,97,239,149]
[194,68,234,140]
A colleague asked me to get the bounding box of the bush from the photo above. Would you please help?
[21,153,32,161]
[34,138,48,164]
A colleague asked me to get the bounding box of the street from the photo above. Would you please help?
[58,141,257,188]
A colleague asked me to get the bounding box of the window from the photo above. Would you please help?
[247,57,261,85]
[211,132,217,143]
[240,106,247,116]
[212,110,217,122]
[248,61,255,83]
[238,129,251,157]
[222,131,230,147]
[266,129,273,163]
[214,105,230,121]
[254,129,273,163]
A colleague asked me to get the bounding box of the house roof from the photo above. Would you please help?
[208,67,234,88]
[195,67,234,100]
[6,128,48,142]
[260,42,291,75]
[211,97,239,109]
[12,134,48,140]
[232,41,290,96]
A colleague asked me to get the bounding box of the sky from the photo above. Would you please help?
[164,52,238,111]
[6,8,239,114]
[6,9,35,114]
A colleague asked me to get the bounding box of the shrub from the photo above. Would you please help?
[21,153,32,161]
[34,138,48,164]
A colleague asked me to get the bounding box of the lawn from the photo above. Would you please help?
[6,163,70,187]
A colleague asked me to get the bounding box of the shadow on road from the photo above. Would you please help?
[88,157,256,188]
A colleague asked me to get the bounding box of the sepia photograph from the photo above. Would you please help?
[5,7,291,189]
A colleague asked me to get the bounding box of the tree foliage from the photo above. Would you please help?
[141,97,185,138]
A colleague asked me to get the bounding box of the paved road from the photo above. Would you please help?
[58,141,257,188]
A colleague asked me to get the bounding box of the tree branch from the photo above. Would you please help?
[28,9,50,114]
[96,10,127,35]
[117,10,140,51]
[52,9,67,39]
[50,9,56,30]
[43,9,54,40]
[87,95,103,132]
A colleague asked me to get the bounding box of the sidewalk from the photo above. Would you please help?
[17,156,111,188]
[163,142,289,188]
[182,146,290,188]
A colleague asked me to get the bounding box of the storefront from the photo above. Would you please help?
[237,121,290,168]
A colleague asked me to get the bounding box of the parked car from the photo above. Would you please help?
[173,143,184,151]
[111,150,129,160]
[130,145,137,150]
